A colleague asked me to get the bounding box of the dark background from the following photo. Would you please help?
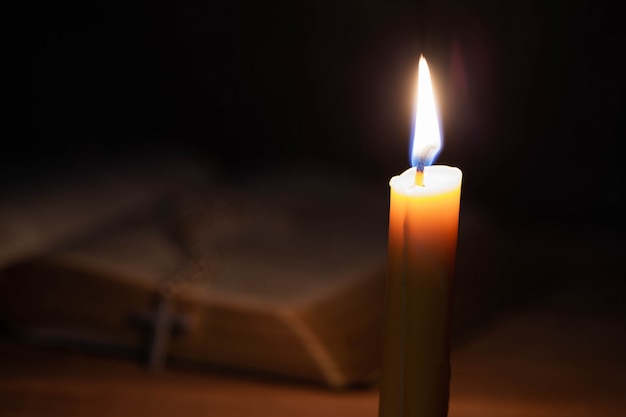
[3,0,624,230]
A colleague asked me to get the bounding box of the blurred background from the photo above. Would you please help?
[1,0,625,416]
[3,0,624,228]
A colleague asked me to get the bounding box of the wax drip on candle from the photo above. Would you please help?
[411,55,441,186]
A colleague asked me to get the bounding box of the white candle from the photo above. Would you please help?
[378,56,463,417]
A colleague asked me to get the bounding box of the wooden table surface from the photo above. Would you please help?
[1,277,625,417]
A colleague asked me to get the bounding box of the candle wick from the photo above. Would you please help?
[414,160,425,187]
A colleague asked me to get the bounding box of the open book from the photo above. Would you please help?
[0,160,526,388]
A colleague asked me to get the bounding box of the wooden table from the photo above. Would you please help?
[1,275,624,417]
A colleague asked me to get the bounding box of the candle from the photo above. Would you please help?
[378,56,462,417]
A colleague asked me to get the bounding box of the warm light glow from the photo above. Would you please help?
[411,56,442,169]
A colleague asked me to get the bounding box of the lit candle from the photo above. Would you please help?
[378,56,462,417]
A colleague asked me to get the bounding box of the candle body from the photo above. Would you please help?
[379,165,462,417]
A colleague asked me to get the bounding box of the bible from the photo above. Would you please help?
[0,160,526,388]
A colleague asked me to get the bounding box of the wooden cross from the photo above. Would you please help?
[132,290,191,371]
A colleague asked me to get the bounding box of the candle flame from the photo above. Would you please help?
[411,56,442,170]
